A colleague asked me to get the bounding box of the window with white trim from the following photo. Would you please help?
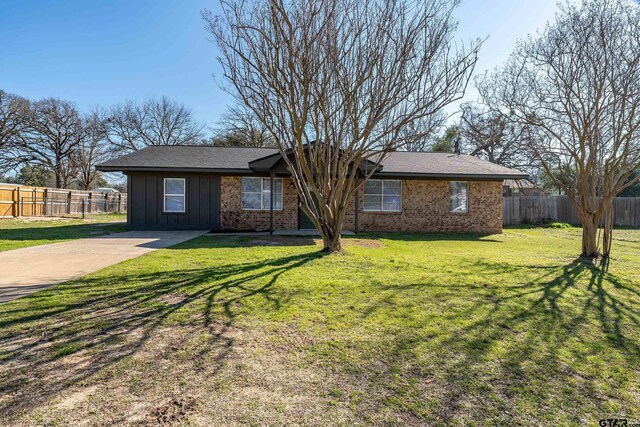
[450,181,468,213]
[241,177,283,210]
[363,179,402,212]
[164,178,185,213]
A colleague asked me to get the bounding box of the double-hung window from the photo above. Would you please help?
[241,177,283,210]
[363,179,402,212]
[450,181,469,213]
[164,178,186,213]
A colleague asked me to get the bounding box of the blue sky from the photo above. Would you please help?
[0,0,561,127]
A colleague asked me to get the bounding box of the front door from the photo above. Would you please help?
[298,198,317,230]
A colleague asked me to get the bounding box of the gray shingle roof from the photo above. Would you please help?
[97,146,528,179]
[98,146,279,173]
[373,152,528,179]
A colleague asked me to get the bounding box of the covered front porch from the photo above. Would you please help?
[239,146,367,236]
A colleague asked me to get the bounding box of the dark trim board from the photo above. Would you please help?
[371,173,518,181]
[126,172,220,231]
[100,166,256,175]
[108,167,524,181]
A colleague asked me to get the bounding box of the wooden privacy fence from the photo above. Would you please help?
[503,195,640,227]
[0,184,127,218]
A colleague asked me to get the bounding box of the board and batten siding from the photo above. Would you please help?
[127,173,221,230]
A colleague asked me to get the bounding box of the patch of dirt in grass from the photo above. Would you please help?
[54,384,99,411]
[10,216,74,223]
[208,321,243,339]
[193,323,364,425]
[343,238,384,248]
[57,350,95,372]
[0,334,40,354]
[147,395,196,426]
[157,292,189,306]
[4,319,378,426]
[246,236,384,249]
[247,236,317,246]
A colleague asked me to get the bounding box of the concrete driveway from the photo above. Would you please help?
[0,230,207,303]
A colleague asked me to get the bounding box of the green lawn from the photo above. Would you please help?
[0,213,127,252]
[0,227,638,425]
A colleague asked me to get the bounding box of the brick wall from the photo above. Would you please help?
[220,176,298,231]
[220,175,503,234]
[344,179,503,234]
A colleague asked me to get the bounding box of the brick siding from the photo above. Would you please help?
[344,179,503,234]
[220,176,298,231]
[220,176,503,234]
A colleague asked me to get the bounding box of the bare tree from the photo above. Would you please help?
[106,96,204,152]
[0,90,29,172]
[212,103,275,147]
[397,112,446,152]
[479,0,640,258]
[206,0,479,252]
[459,102,536,172]
[75,110,111,190]
[15,98,84,188]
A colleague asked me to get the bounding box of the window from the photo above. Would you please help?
[242,177,283,210]
[363,179,402,212]
[164,178,185,213]
[450,181,468,213]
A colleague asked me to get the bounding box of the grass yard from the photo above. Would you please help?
[0,214,127,252]
[0,227,638,426]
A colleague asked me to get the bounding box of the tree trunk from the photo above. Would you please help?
[318,216,342,254]
[602,202,614,258]
[320,228,342,253]
[53,160,64,188]
[581,215,600,258]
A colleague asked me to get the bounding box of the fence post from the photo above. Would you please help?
[67,191,72,215]
[117,193,122,214]
[15,186,20,217]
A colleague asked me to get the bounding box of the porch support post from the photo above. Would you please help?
[354,179,359,234]
[269,172,274,235]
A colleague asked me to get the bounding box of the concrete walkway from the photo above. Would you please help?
[0,230,207,303]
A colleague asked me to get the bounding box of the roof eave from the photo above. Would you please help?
[96,166,256,174]
[371,172,529,180]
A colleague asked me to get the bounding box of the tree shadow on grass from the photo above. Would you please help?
[361,259,640,422]
[174,235,319,250]
[0,250,323,418]
[0,223,126,243]
[434,260,639,416]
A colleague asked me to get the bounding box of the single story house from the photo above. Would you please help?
[97,146,527,233]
